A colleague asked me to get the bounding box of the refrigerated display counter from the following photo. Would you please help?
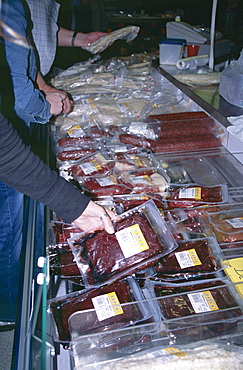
[13,56,243,370]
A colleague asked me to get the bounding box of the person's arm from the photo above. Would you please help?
[1,0,52,125]
[36,72,72,115]
[57,27,107,47]
[0,112,114,233]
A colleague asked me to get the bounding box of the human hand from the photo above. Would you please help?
[46,90,72,115]
[75,31,107,47]
[73,200,115,234]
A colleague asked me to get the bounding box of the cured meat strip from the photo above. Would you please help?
[119,133,222,153]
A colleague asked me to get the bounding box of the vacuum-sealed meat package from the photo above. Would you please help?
[117,168,169,194]
[69,200,177,287]
[70,151,115,178]
[208,208,243,243]
[49,277,151,343]
[154,237,223,279]
[165,184,228,209]
[155,283,243,344]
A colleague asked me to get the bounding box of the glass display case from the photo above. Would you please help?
[12,64,243,370]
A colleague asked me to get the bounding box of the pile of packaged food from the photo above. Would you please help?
[47,55,243,369]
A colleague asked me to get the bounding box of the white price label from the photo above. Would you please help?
[92,292,123,322]
[179,187,201,199]
[175,249,202,269]
[115,224,149,258]
[188,291,219,313]
[226,217,243,228]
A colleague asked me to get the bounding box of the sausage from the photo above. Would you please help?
[148,111,210,122]
[157,122,214,139]
[119,133,154,150]
[57,148,95,161]
[150,134,222,153]
[58,136,93,147]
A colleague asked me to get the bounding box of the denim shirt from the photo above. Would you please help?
[1,0,51,126]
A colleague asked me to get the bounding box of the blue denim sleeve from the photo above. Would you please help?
[1,0,51,125]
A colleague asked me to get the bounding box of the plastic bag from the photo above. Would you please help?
[219,49,243,108]
[82,26,140,54]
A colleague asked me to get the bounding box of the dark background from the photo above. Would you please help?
[54,0,243,70]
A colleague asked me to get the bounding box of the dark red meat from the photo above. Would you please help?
[57,148,95,161]
[166,185,223,209]
[58,136,94,147]
[150,134,222,153]
[50,280,145,341]
[148,111,210,122]
[76,212,163,284]
[154,239,219,275]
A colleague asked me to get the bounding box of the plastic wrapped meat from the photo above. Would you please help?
[57,148,96,161]
[49,245,81,277]
[165,185,225,209]
[82,175,128,197]
[158,285,242,320]
[74,212,164,285]
[154,284,243,343]
[70,153,115,177]
[154,239,219,276]
[148,111,211,122]
[119,133,222,153]
[49,279,147,342]
[118,169,168,194]
[210,216,243,243]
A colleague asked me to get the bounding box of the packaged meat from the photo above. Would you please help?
[69,200,178,287]
[154,237,223,279]
[164,209,213,241]
[70,151,115,178]
[208,208,243,243]
[57,148,96,162]
[119,133,222,154]
[49,277,152,343]
[155,283,243,344]
[117,168,169,194]
[147,111,212,122]
[113,153,157,172]
[150,134,222,153]
[164,184,228,209]
[81,174,128,197]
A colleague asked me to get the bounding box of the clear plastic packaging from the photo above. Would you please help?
[68,200,178,288]
[153,237,225,281]
[145,280,243,344]
[117,168,169,194]
[48,276,152,343]
[163,208,213,241]
[69,150,115,178]
[164,183,229,209]
[208,208,243,243]
[82,26,140,54]
[96,342,243,370]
